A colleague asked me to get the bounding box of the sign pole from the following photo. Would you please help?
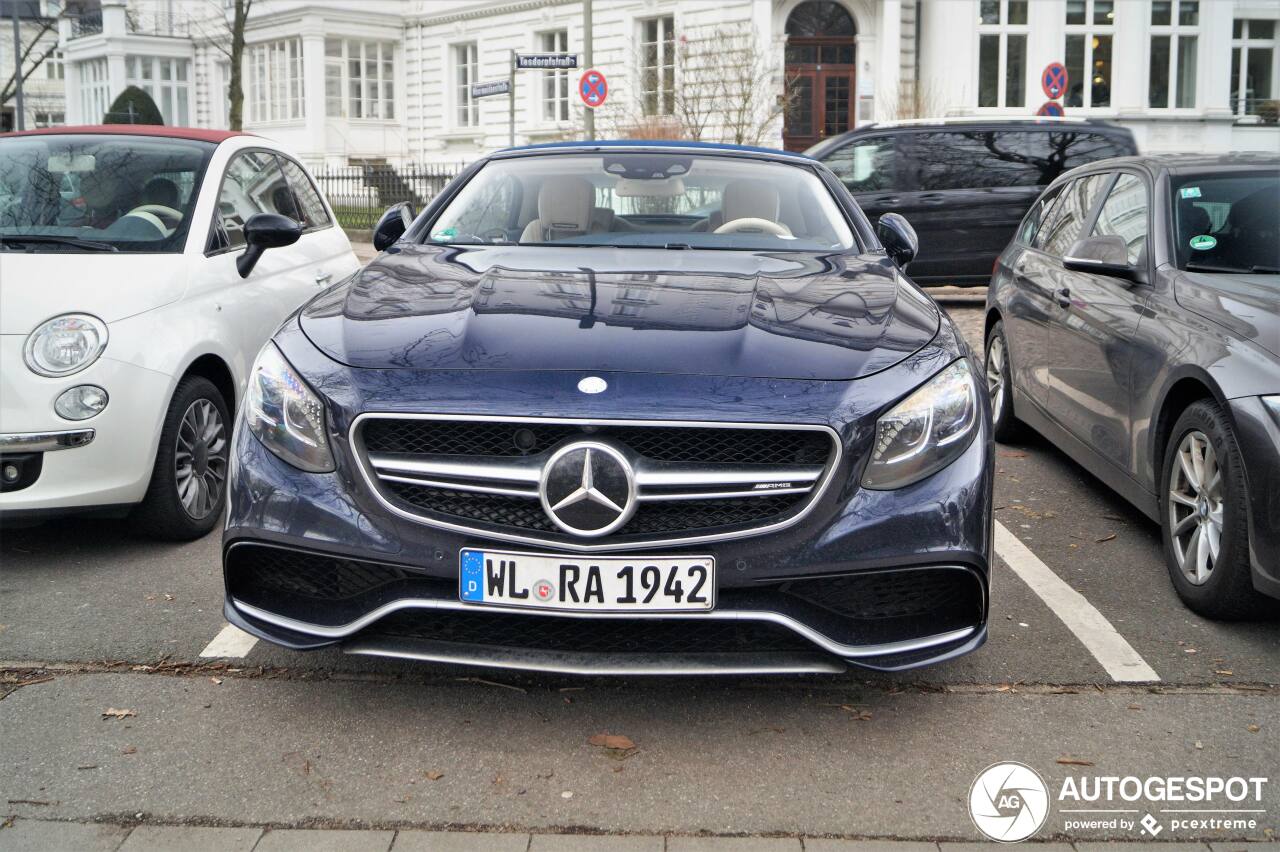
[583,0,593,140]
[508,49,516,148]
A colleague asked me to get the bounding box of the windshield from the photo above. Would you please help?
[0,134,214,253]
[426,152,857,252]
[1172,170,1280,273]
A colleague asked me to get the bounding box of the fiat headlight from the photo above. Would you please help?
[24,314,108,377]
[245,342,335,473]
[862,359,979,490]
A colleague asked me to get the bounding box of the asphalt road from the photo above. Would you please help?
[3,300,1278,844]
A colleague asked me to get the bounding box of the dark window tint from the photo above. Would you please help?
[210,150,291,252]
[822,136,895,193]
[1018,184,1064,244]
[1091,173,1148,264]
[904,130,1133,191]
[1171,171,1280,273]
[277,156,332,230]
[1040,173,1109,257]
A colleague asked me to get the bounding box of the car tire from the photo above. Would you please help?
[1159,400,1269,620]
[131,376,231,541]
[984,321,1021,443]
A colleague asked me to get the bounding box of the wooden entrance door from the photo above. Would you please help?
[782,1,858,152]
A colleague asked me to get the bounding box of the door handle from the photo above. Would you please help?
[314,271,332,287]
[872,195,900,205]
[1055,287,1071,308]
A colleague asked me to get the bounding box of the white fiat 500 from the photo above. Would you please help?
[0,126,360,539]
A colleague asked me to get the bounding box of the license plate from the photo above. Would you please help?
[459,548,715,612]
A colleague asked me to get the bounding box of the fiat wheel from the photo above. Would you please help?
[132,376,230,541]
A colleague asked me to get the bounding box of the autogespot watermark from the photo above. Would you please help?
[968,763,1269,842]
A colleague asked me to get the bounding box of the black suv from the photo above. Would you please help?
[807,119,1137,285]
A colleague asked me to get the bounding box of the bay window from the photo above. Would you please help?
[249,39,305,123]
[325,39,396,120]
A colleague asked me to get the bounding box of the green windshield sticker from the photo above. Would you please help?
[1180,186,1201,199]
[1189,234,1217,251]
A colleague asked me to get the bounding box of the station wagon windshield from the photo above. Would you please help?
[0,134,214,253]
[426,153,856,252]
[1173,171,1280,274]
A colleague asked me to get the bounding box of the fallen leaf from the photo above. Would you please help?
[121,746,137,755]
[1056,758,1095,766]
[102,708,136,720]
[1248,724,1261,733]
[588,734,636,750]
[1127,703,1142,710]
[209,677,223,685]
[1095,533,1117,543]
[425,771,444,781]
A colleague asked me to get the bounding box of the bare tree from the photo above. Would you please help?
[189,0,252,129]
[0,4,60,116]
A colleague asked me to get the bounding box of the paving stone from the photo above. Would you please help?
[118,825,262,851]
[805,842,939,852]
[530,834,664,851]
[253,828,395,852]
[392,830,532,851]
[0,819,130,852]
[667,838,802,851]
[940,845,1075,852]
[1208,845,1280,852]
[1076,844,1210,851]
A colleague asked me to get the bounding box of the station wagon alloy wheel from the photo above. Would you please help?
[175,398,228,520]
[985,336,1006,422]
[1167,430,1224,586]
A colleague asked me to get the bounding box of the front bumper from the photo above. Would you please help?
[0,340,171,514]
[223,402,993,674]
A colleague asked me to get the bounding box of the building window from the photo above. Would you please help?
[1232,19,1277,118]
[1148,1,1199,108]
[78,58,110,124]
[126,56,191,126]
[325,39,395,120]
[249,39,305,123]
[454,43,478,127]
[639,15,675,115]
[46,50,64,80]
[34,111,64,127]
[1064,1,1113,108]
[977,1,1028,109]
[540,30,570,122]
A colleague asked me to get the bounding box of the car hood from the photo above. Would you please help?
[0,252,189,334]
[298,244,940,381]
[1175,270,1280,358]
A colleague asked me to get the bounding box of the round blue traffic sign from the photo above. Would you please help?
[1042,62,1068,100]
[579,69,608,109]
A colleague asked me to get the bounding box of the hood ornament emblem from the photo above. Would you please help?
[578,376,608,394]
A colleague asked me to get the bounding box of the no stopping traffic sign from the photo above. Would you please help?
[579,68,608,109]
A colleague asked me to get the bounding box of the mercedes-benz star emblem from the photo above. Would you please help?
[538,441,636,537]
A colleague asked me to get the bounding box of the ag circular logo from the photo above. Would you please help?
[969,762,1050,843]
[539,441,636,537]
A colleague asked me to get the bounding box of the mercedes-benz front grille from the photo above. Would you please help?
[352,415,842,550]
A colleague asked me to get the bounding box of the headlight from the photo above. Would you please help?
[24,314,108,377]
[245,342,335,473]
[861,359,979,490]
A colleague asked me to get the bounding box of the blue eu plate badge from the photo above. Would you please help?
[460,549,485,601]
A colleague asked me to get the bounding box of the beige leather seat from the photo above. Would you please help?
[716,181,791,235]
[520,176,595,242]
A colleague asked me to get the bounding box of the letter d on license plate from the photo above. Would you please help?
[459,548,715,612]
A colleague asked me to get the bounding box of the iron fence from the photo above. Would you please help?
[312,163,464,231]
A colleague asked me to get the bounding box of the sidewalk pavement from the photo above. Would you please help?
[1,821,1273,852]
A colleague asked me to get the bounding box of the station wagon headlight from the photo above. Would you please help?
[245,342,335,473]
[862,360,979,490]
[24,314,108,377]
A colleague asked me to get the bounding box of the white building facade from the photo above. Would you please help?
[46,0,1280,166]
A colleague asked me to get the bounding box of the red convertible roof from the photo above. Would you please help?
[0,125,249,144]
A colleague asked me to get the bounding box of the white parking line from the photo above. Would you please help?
[994,521,1160,683]
[199,623,259,659]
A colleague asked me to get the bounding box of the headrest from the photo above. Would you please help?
[538,176,594,235]
[722,180,781,223]
[1180,204,1212,239]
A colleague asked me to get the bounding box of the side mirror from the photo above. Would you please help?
[876,212,918,268]
[373,201,415,252]
[1062,235,1136,280]
[237,213,302,278]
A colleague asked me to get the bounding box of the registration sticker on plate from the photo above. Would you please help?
[459,548,715,612]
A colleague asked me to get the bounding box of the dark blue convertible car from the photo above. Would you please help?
[222,142,994,675]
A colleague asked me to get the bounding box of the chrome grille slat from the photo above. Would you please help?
[352,414,843,552]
